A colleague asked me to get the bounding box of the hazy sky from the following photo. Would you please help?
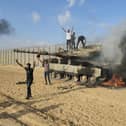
[0,0,126,48]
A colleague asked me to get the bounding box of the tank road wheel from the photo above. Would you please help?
[56,73,61,79]
[65,74,73,80]
[73,76,78,82]
[81,75,88,83]
[52,72,57,78]
[86,77,97,87]
[60,73,65,79]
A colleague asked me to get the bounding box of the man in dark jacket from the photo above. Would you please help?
[76,35,86,49]
[16,59,35,99]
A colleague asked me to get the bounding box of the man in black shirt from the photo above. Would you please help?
[16,59,35,99]
[76,35,86,49]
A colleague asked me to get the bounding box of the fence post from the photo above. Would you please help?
[49,46,50,60]
[0,50,1,64]
[10,49,12,64]
[20,49,21,64]
[24,48,26,65]
[13,49,15,64]
[28,48,30,63]
[37,47,40,66]
[1,49,2,64]
[5,49,7,64]
[3,49,5,64]
[7,49,8,64]
[33,48,35,62]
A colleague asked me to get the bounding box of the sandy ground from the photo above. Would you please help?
[0,65,126,126]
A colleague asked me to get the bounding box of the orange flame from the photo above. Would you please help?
[102,74,125,87]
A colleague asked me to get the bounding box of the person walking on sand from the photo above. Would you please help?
[37,56,51,85]
[16,59,35,99]
[62,27,73,51]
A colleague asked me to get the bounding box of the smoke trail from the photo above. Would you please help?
[0,19,14,35]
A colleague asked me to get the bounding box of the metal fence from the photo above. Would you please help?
[0,44,65,65]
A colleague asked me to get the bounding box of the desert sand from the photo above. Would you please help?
[0,65,126,126]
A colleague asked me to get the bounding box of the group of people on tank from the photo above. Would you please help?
[62,27,86,51]
[15,27,87,100]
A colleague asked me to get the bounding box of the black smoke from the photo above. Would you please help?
[115,33,126,79]
[0,19,14,35]
[119,33,126,66]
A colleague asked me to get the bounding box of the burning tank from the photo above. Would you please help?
[13,43,126,88]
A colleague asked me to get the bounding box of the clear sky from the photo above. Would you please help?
[0,0,126,48]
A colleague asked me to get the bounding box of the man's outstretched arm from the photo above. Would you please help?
[16,59,25,69]
[37,55,44,64]
[62,27,66,32]
[37,58,43,64]
[71,26,73,32]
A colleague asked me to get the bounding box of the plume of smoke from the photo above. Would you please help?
[102,21,126,64]
[0,19,14,35]
[119,32,126,66]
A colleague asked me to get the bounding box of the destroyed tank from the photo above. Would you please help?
[14,44,106,85]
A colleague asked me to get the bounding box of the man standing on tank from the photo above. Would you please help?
[71,32,76,49]
[62,27,73,51]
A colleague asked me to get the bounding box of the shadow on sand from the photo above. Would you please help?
[0,84,87,125]
[0,92,63,125]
